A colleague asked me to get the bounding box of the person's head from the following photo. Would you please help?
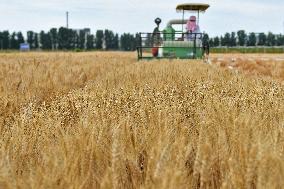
[187,16,197,32]
[155,17,162,27]
[189,16,197,23]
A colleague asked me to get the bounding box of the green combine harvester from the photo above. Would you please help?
[137,3,210,60]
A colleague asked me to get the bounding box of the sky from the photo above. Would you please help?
[0,0,284,37]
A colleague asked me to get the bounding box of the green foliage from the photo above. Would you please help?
[104,30,119,50]
[1,28,284,52]
[78,30,86,49]
[27,31,35,49]
[213,37,220,47]
[86,34,95,50]
[0,32,2,49]
[104,30,114,50]
[120,33,136,51]
[237,30,246,46]
[10,32,18,49]
[223,33,231,47]
[209,38,214,47]
[17,32,24,45]
[95,30,104,49]
[73,48,83,52]
[258,33,266,46]
[202,33,209,45]
[113,34,119,50]
[266,32,276,46]
[40,31,52,50]
[247,33,256,46]
[57,27,78,50]
[1,31,9,49]
[230,32,237,47]
[211,32,283,48]
[276,34,284,46]
[49,28,58,50]
[34,33,39,49]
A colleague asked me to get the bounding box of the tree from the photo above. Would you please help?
[40,31,52,50]
[17,32,24,45]
[120,33,136,51]
[58,27,75,49]
[95,30,104,49]
[247,33,256,46]
[104,29,116,50]
[276,34,284,46]
[135,33,140,48]
[223,33,231,47]
[73,31,80,48]
[78,30,86,49]
[145,33,152,47]
[280,35,284,46]
[237,30,246,46]
[202,33,209,46]
[70,30,77,49]
[39,31,44,49]
[213,36,220,47]
[58,27,67,49]
[49,28,58,50]
[0,32,3,49]
[266,32,276,46]
[27,31,35,48]
[112,33,119,50]
[34,33,39,49]
[220,36,225,46]
[2,31,9,49]
[86,34,94,50]
[209,38,214,47]
[230,32,237,46]
[258,33,266,46]
[10,32,18,49]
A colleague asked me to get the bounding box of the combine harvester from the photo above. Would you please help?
[137,3,210,60]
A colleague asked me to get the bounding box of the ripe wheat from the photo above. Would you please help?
[0,52,283,189]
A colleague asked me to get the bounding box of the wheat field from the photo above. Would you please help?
[0,52,284,189]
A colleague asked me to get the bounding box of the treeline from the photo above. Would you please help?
[206,30,284,47]
[0,27,139,51]
[1,28,284,51]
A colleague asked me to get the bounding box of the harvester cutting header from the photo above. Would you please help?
[136,3,210,60]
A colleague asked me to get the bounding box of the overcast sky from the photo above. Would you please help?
[0,0,284,36]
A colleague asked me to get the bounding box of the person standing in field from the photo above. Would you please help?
[152,18,162,45]
[152,18,162,57]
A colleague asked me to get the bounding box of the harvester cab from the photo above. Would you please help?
[137,3,210,60]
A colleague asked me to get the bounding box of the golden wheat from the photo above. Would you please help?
[0,52,283,189]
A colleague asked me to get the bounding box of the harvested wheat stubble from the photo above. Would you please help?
[0,52,283,189]
[211,54,284,82]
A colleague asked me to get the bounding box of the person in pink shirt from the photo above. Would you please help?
[186,16,201,40]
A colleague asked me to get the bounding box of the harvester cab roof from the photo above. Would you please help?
[176,3,209,28]
[136,3,210,60]
[176,3,210,11]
